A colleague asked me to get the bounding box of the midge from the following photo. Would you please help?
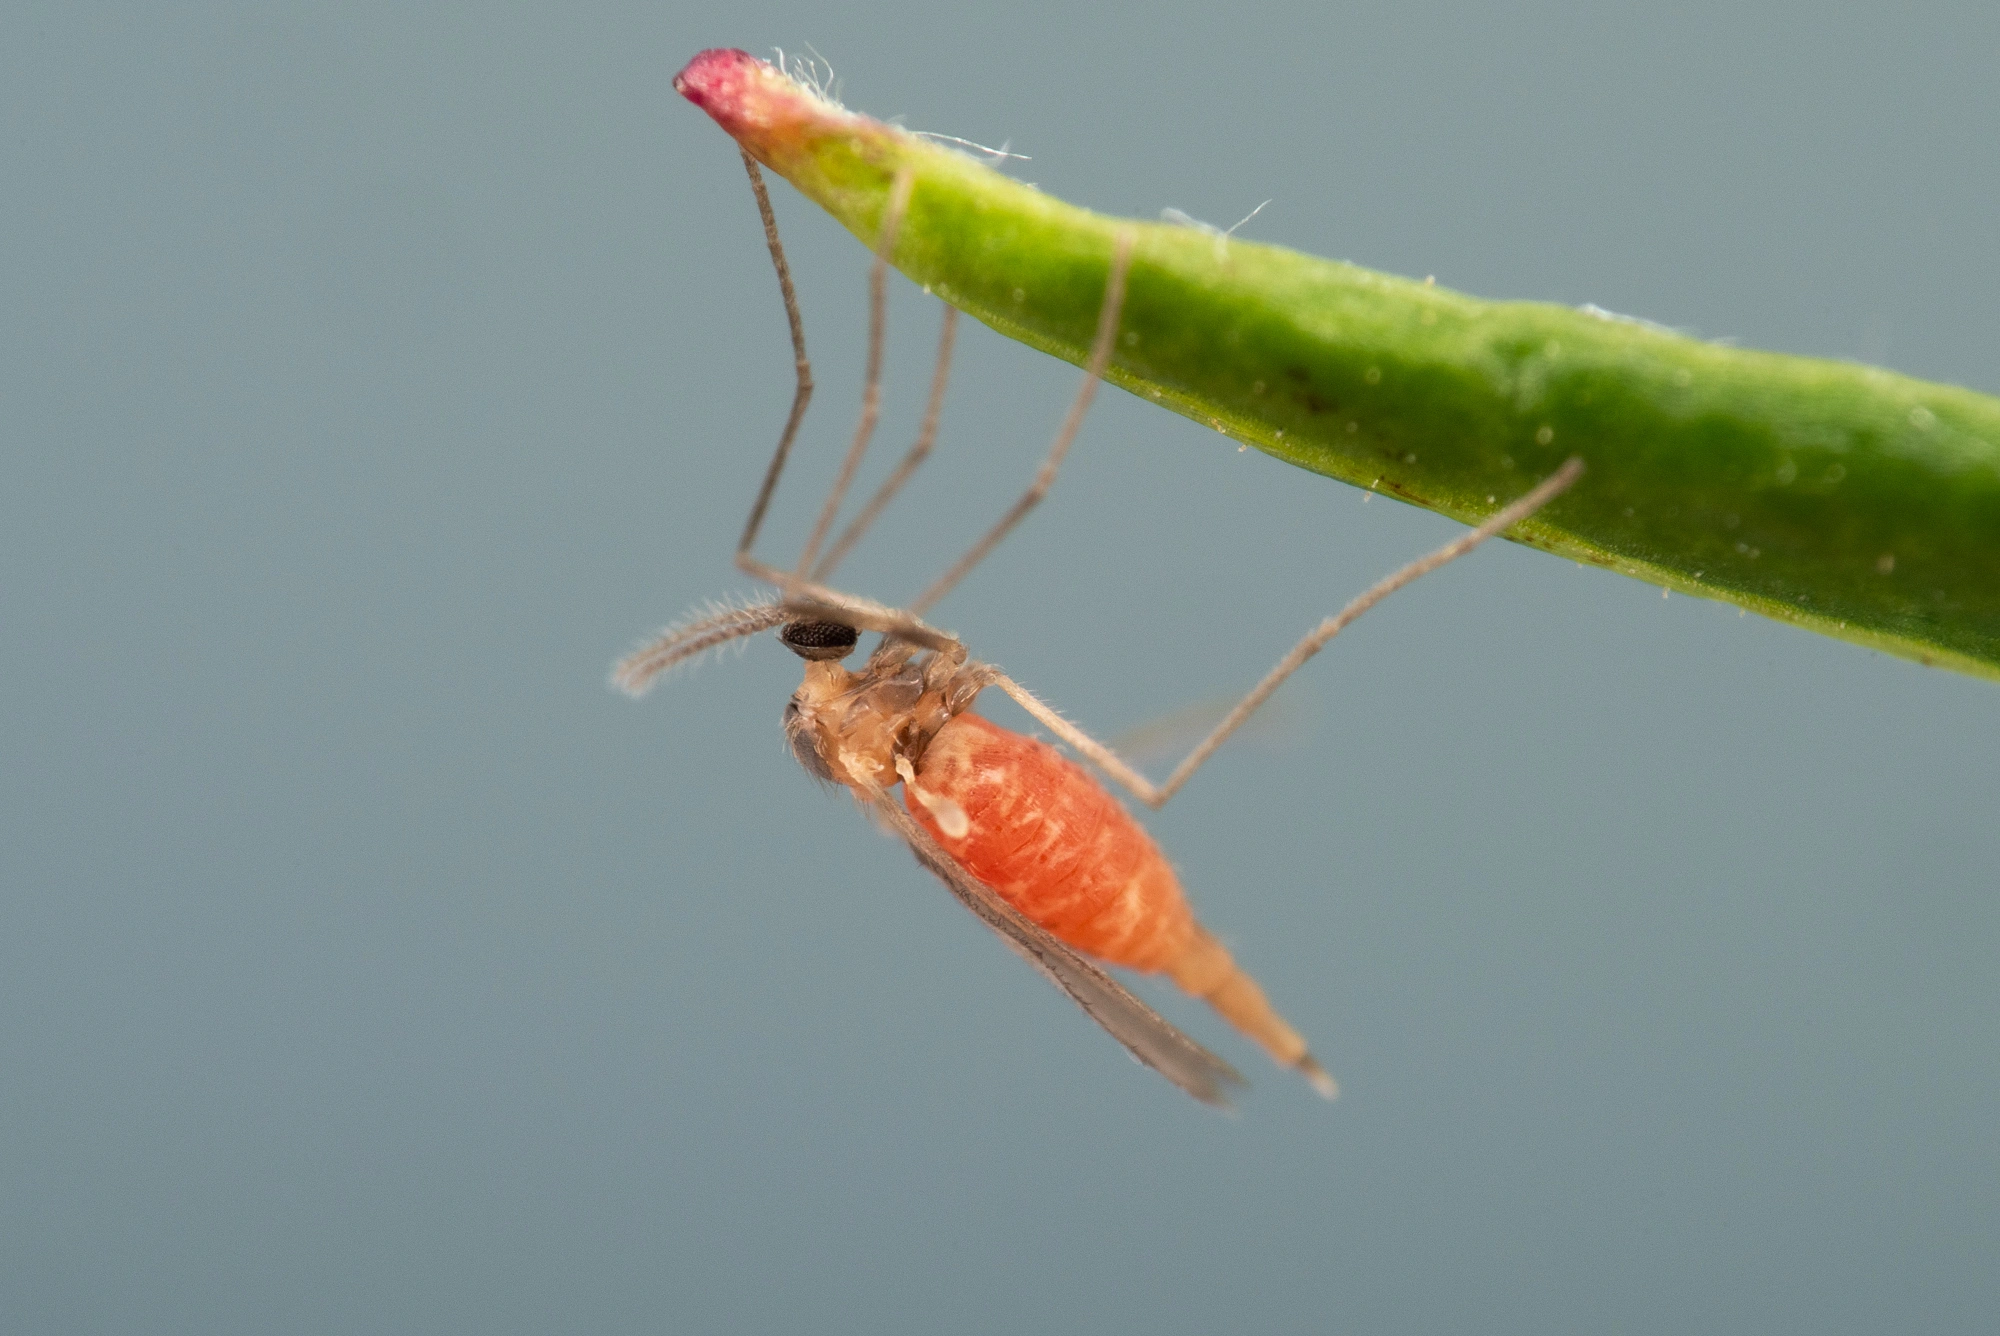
[616,149,1583,1106]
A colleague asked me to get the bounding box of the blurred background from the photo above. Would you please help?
[5,4,1996,1332]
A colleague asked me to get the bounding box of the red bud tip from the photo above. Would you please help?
[672,48,762,120]
[673,48,848,150]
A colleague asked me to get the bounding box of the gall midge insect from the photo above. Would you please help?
[614,150,1584,1107]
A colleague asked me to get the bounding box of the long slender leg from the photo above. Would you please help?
[907,229,1137,616]
[792,168,918,579]
[734,152,812,563]
[633,161,954,685]
[813,304,960,581]
[981,457,1586,808]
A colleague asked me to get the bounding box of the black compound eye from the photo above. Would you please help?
[779,619,858,661]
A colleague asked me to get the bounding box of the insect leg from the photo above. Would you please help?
[1145,456,1587,804]
[733,152,812,567]
[792,168,918,579]
[906,229,1137,616]
[984,457,1586,808]
[977,668,1168,806]
[726,155,949,652]
[812,304,959,581]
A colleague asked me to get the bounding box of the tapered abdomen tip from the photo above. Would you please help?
[1300,1055,1339,1100]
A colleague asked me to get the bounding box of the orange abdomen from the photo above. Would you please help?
[905,712,1196,971]
[904,713,1322,1085]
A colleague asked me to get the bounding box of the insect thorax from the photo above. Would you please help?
[782,642,984,791]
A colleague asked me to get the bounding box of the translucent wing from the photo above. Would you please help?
[1110,687,1316,770]
[863,790,1245,1108]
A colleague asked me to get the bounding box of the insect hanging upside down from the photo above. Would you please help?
[618,89,1583,1105]
[779,616,1335,1101]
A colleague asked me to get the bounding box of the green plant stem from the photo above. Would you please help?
[677,49,2000,681]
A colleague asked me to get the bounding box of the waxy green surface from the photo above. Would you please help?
[679,51,2000,681]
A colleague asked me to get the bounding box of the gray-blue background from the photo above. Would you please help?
[6,4,1996,1332]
